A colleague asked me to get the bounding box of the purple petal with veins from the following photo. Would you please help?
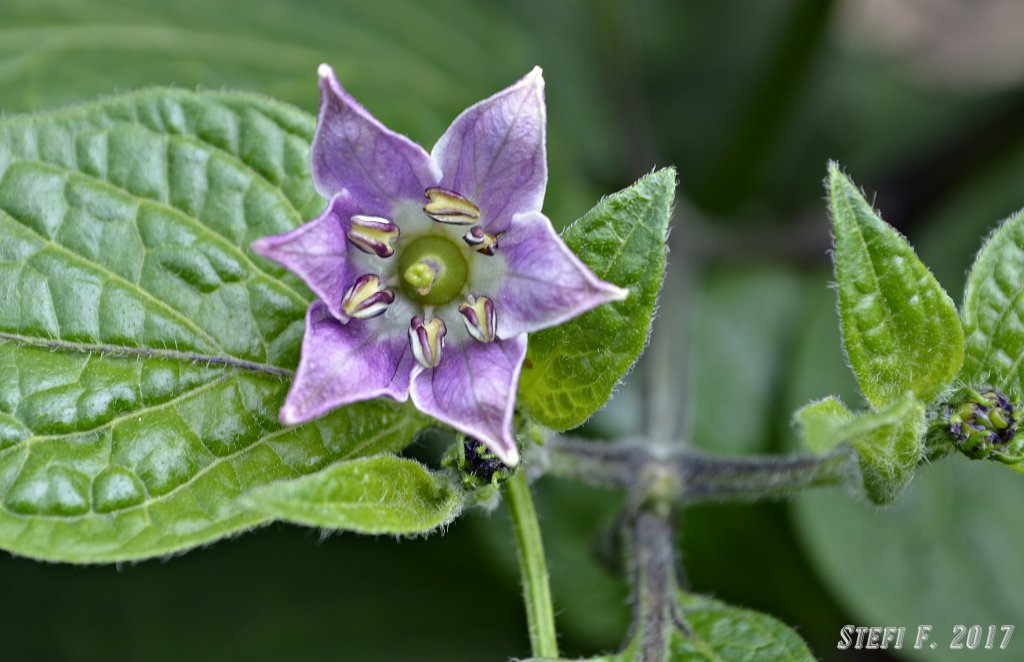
[431,67,546,234]
[312,64,441,214]
[409,336,527,466]
[495,211,628,339]
[279,301,413,425]
[256,65,629,468]
[251,191,359,321]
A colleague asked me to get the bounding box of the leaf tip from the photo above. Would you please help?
[650,166,679,190]
[825,160,855,198]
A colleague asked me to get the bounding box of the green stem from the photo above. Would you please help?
[504,470,559,658]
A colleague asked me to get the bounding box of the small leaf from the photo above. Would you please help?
[519,169,675,430]
[557,592,814,662]
[799,392,925,504]
[794,396,854,454]
[668,593,815,662]
[0,90,429,562]
[246,455,462,535]
[962,208,1024,398]
[840,393,926,504]
[828,164,963,408]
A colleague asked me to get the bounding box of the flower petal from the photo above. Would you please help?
[410,336,527,466]
[279,301,413,425]
[496,211,628,338]
[251,191,359,320]
[431,67,546,234]
[311,63,441,213]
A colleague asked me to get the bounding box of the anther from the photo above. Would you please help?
[424,187,480,225]
[462,226,498,256]
[459,295,496,343]
[410,316,447,368]
[340,274,394,321]
[347,215,400,257]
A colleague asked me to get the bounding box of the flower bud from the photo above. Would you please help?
[946,388,1020,462]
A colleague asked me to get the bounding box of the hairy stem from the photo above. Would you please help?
[504,470,559,658]
[545,436,858,503]
[678,449,857,502]
[624,508,685,661]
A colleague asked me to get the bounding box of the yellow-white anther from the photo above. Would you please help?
[409,316,448,368]
[347,215,400,257]
[340,274,394,321]
[423,187,480,225]
[459,295,496,343]
[462,226,498,256]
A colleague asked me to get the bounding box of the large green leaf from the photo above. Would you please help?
[961,208,1024,398]
[246,455,461,535]
[519,169,675,430]
[0,90,428,562]
[828,164,963,408]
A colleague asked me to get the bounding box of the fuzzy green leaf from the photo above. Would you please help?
[0,90,429,562]
[666,593,815,662]
[518,169,675,430]
[798,392,925,504]
[794,396,855,455]
[828,164,963,408]
[246,455,461,535]
[962,208,1024,397]
[559,592,814,662]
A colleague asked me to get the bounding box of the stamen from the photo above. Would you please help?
[462,226,498,256]
[403,260,439,296]
[347,215,400,257]
[423,187,480,225]
[410,316,447,368]
[340,274,394,321]
[459,295,496,343]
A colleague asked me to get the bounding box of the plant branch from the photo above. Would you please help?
[543,436,859,504]
[622,508,686,661]
[503,470,559,659]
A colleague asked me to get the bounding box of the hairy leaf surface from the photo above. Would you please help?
[797,392,924,503]
[519,169,675,430]
[247,455,461,535]
[828,165,963,408]
[962,208,1024,397]
[0,90,428,562]
[554,592,814,662]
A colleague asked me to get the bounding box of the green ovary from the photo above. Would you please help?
[398,235,469,305]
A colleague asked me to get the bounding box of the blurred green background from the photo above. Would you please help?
[3,0,1024,660]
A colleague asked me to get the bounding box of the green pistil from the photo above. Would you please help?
[398,235,469,305]
[404,261,437,295]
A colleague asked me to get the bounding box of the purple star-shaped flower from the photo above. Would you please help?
[252,64,626,466]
